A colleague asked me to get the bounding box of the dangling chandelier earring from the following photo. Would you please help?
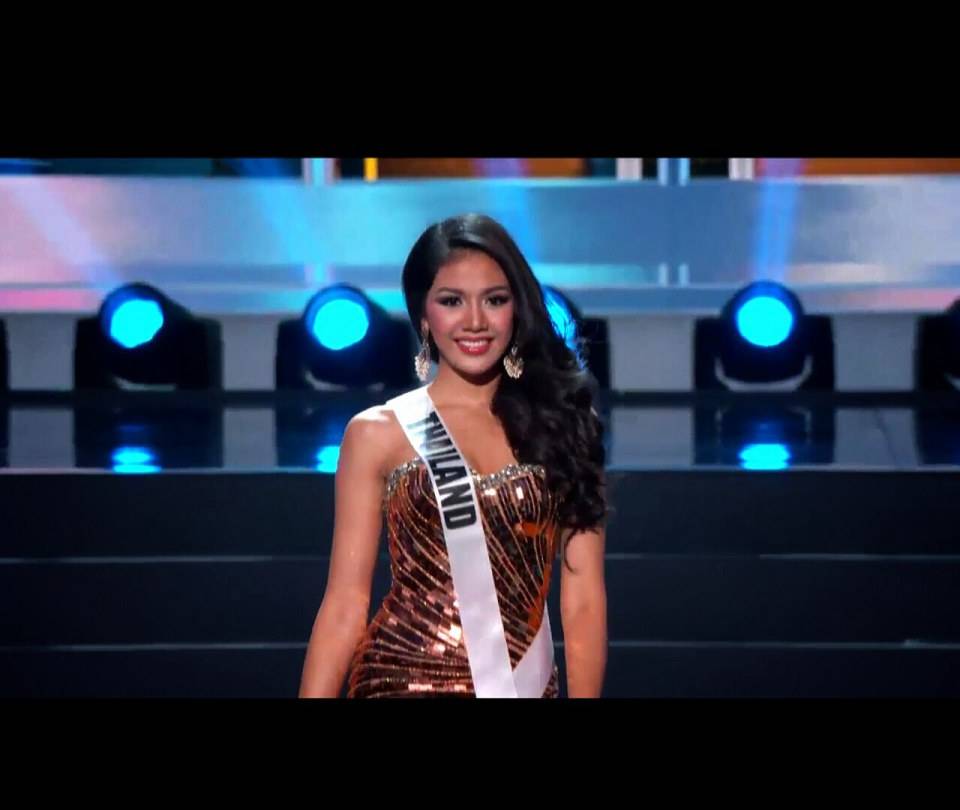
[414,325,431,382]
[503,343,524,379]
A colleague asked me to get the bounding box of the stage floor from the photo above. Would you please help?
[2,391,959,697]
[2,391,960,473]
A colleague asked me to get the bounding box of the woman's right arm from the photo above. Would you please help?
[298,410,387,698]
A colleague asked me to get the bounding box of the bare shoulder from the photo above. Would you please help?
[345,404,396,438]
[341,404,406,478]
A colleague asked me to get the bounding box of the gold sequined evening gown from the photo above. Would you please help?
[347,458,561,698]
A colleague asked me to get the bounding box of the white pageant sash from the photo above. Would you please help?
[387,385,554,698]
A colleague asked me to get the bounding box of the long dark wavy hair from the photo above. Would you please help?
[401,213,610,554]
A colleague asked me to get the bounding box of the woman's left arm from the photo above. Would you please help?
[559,525,607,698]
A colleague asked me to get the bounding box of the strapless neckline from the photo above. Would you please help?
[384,457,546,502]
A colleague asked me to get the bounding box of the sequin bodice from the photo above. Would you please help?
[347,458,561,698]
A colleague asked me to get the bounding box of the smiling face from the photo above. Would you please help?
[421,249,516,380]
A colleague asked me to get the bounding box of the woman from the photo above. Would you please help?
[299,213,608,698]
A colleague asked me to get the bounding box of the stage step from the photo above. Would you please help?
[3,642,959,698]
[3,469,960,557]
[3,555,960,645]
